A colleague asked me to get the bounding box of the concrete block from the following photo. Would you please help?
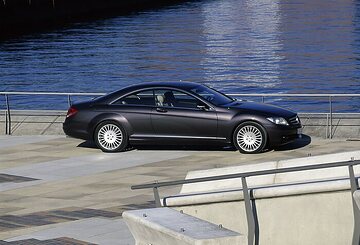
[123,207,246,245]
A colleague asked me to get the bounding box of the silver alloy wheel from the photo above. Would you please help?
[97,123,123,151]
[237,125,263,152]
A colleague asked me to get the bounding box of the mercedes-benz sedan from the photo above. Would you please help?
[63,82,302,153]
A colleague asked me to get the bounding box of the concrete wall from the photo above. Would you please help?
[300,113,360,139]
[0,110,65,135]
[174,190,354,245]
[1,110,360,139]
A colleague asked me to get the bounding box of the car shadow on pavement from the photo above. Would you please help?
[77,141,237,152]
[77,140,98,149]
[273,134,311,151]
[130,145,237,151]
[77,135,311,152]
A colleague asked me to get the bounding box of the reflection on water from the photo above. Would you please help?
[201,0,282,90]
[0,0,359,112]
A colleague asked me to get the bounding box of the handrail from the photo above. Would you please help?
[131,159,360,245]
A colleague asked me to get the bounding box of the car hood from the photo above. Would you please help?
[226,101,296,118]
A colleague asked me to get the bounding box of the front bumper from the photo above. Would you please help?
[266,124,302,147]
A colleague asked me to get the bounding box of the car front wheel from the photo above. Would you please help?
[95,121,128,152]
[233,122,267,154]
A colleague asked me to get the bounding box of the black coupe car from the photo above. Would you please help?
[63,82,301,153]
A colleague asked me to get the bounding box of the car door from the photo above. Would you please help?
[109,89,155,136]
[151,89,218,138]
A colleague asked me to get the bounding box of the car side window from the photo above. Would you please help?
[154,89,205,109]
[115,90,155,106]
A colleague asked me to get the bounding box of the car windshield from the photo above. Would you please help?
[190,85,234,106]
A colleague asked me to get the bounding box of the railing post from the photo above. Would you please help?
[67,95,72,107]
[5,94,11,135]
[349,164,360,245]
[261,96,264,103]
[329,96,333,139]
[326,113,329,139]
[242,177,255,245]
[4,109,7,135]
[153,186,161,208]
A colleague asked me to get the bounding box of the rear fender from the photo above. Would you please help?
[88,113,132,140]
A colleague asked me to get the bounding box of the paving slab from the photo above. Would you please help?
[6,218,134,245]
[0,136,62,149]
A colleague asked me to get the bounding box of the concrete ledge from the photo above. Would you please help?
[354,191,360,210]
[163,151,360,207]
[181,151,360,193]
[123,208,245,245]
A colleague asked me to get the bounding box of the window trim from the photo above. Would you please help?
[153,88,213,111]
[111,89,155,107]
[109,86,215,111]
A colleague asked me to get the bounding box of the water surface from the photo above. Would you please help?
[0,0,359,112]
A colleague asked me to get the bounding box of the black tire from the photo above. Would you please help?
[233,121,267,154]
[94,121,128,152]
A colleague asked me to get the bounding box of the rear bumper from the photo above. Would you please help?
[63,121,90,141]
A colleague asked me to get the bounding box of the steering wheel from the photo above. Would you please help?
[129,95,140,100]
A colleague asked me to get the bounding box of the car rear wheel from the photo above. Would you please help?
[95,121,128,152]
[233,122,267,154]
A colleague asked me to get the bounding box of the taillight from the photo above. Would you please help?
[66,107,78,118]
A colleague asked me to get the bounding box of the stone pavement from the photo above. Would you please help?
[0,135,360,244]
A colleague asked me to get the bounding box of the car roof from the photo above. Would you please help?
[123,81,201,91]
[98,81,204,103]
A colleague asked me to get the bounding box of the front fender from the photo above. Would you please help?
[219,112,272,141]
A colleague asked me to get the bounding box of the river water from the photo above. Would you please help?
[0,0,359,112]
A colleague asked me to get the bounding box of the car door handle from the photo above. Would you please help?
[156,108,167,113]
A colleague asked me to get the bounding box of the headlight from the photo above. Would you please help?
[267,117,289,126]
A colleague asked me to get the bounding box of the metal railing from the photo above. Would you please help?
[132,159,360,245]
[1,92,360,136]
[0,92,104,135]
